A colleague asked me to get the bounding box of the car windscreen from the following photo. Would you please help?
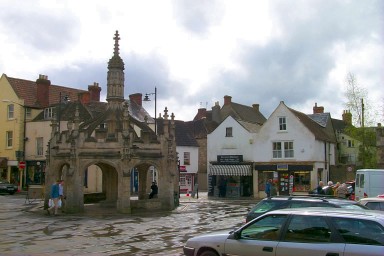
[249,200,285,213]
[338,203,369,210]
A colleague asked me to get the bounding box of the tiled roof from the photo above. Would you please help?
[156,119,199,147]
[6,75,87,108]
[221,102,267,125]
[289,107,336,143]
[185,119,218,138]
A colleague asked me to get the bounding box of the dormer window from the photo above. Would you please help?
[279,117,287,131]
[44,107,55,119]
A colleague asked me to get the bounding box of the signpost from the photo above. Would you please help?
[18,161,26,169]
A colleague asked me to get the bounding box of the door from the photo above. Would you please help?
[279,172,289,195]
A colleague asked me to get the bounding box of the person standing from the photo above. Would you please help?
[336,183,349,198]
[270,182,277,196]
[265,179,272,197]
[149,181,158,199]
[316,181,325,194]
[47,180,60,216]
[59,180,65,211]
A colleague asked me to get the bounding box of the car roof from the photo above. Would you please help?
[262,195,358,204]
[265,207,384,219]
[359,198,384,202]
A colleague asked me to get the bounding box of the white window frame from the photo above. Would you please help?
[36,137,44,156]
[6,131,13,148]
[347,140,354,148]
[184,152,190,165]
[44,107,55,119]
[279,117,287,131]
[273,141,294,159]
[7,104,14,119]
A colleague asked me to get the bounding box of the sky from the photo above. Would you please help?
[1,0,383,124]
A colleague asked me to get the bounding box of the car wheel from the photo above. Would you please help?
[199,249,219,256]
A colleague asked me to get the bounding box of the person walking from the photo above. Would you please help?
[149,181,158,199]
[47,180,60,216]
[59,180,65,211]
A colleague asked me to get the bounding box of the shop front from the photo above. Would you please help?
[208,163,253,198]
[255,164,313,197]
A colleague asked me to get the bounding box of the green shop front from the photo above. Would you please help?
[254,163,314,197]
[208,155,253,198]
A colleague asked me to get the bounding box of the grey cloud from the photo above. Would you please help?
[172,0,224,36]
[0,4,79,52]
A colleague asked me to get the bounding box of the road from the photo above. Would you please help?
[0,193,256,255]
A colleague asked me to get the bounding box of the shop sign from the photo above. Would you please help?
[18,161,26,169]
[217,155,243,164]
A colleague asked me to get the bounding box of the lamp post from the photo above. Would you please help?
[2,99,27,189]
[143,87,157,135]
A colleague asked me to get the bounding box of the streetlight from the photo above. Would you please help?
[143,87,157,134]
[2,99,27,188]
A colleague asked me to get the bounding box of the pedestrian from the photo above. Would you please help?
[326,181,334,196]
[333,182,340,196]
[265,179,272,197]
[149,181,158,199]
[47,180,60,216]
[270,182,277,196]
[336,183,349,198]
[59,180,65,211]
[316,181,325,194]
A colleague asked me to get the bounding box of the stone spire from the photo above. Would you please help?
[106,30,125,106]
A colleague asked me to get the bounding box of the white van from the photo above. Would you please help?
[355,169,384,200]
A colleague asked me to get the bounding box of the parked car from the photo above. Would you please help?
[184,208,384,256]
[359,197,384,211]
[0,180,17,195]
[245,195,369,222]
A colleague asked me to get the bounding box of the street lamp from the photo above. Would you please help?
[143,87,157,134]
[2,99,27,188]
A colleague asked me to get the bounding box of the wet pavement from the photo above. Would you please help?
[0,193,257,255]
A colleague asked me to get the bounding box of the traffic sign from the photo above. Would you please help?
[18,161,26,169]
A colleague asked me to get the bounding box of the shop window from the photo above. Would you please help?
[258,171,274,191]
[279,117,286,131]
[7,104,14,119]
[36,137,44,156]
[226,127,233,137]
[184,152,190,165]
[6,131,13,148]
[293,171,310,191]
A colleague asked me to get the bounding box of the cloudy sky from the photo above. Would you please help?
[1,0,383,123]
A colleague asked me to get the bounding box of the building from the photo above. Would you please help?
[0,73,86,189]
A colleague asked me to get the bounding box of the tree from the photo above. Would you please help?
[344,73,377,168]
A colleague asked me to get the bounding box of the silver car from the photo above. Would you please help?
[184,208,384,256]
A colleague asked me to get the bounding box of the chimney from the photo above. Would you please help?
[252,104,260,112]
[129,93,143,106]
[224,95,232,105]
[342,110,352,125]
[212,101,221,123]
[88,82,101,102]
[196,108,207,120]
[36,74,51,108]
[313,102,324,114]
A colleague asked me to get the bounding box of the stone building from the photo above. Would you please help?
[44,31,179,213]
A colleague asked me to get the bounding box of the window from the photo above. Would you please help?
[279,117,287,131]
[333,217,384,245]
[6,131,13,148]
[180,176,186,186]
[184,152,190,165]
[273,141,294,159]
[36,137,44,156]
[225,127,233,137]
[44,107,55,119]
[7,104,14,119]
[283,215,331,243]
[347,140,354,147]
[241,214,287,241]
[25,108,31,119]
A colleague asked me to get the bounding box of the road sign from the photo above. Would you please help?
[18,161,26,169]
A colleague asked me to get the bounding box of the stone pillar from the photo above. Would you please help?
[117,169,131,213]
[138,168,148,199]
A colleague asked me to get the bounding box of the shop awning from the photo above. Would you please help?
[209,164,252,176]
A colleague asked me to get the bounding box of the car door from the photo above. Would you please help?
[275,214,345,256]
[224,214,287,256]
